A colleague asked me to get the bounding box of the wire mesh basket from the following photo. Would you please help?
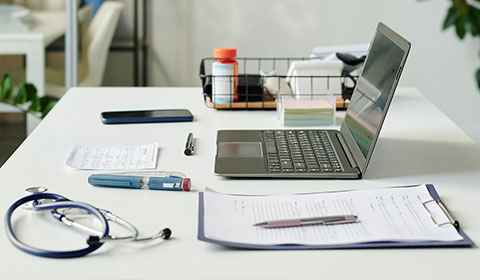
[199,57,357,110]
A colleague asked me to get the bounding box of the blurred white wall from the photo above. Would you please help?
[109,0,480,143]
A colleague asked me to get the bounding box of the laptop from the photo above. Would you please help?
[214,22,411,178]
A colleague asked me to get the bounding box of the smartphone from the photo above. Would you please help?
[101,109,193,124]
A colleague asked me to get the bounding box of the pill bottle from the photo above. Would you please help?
[212,47,238,104]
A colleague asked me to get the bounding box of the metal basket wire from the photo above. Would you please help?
[199,57,357,110]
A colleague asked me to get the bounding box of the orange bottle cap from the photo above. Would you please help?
[213,47,237,59]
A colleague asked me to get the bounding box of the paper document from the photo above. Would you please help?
[66,143,158,170]
[202,185,463,246]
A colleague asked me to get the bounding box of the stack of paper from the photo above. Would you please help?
[198,185,473,249]
[280,98,335,126]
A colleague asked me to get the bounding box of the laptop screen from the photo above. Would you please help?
[344,29,407,157]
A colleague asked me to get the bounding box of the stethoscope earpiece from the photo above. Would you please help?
[25,186,48,194]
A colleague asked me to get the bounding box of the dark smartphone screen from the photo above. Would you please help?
[101,109,193,124]
[102,109,192,119]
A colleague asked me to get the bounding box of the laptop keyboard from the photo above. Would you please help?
[263,130,343,173]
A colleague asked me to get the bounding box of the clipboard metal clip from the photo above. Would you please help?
[422,199,459,228]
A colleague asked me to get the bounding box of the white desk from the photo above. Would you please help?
[0,5,92,134]
[1,87,479,279]
[0,5,91,98]
[0,7,66,97]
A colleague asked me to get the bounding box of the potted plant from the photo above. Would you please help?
[0,73,56,119]
[442,0,480,89]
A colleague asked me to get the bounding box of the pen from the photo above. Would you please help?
[253,214,357,228]
[184,132,195,155]
[88,173,191,191]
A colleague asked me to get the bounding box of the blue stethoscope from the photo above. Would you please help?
[5,187,171,258]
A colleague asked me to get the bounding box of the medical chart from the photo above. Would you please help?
[65,143,158,170]
[202,185,463,246]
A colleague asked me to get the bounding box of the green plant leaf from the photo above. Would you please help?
[1,73,12,101]
[13,83,27,105]
[443,6,457,30]
[39,96,56,115]
[40,100,56,118]
[28,96,41,112]
[39,96,50,108]
[455,14,468,38]
[468,8,480,36]
[15,82,42,112]
[476,68,480,90]
[23,83,37,101]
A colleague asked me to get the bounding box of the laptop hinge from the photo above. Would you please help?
[336,133,359,169]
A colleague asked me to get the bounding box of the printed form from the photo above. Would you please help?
[203,185,463,245]
[66,143,158,170]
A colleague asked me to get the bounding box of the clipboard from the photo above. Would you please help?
[197,184,474,249]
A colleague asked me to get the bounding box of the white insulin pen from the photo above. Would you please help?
[88,171,191,191]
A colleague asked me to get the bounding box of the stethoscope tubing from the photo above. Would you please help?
[5,193,109,258]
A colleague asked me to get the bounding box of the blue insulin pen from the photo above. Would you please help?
[88,171,191,191]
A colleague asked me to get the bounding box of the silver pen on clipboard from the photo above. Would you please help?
[253,214,358,228]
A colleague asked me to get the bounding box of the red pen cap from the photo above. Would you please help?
[182,178,191,191]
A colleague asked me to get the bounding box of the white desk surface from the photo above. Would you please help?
[1,87,479,280]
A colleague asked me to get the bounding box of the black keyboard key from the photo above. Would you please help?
[294,162,306,169]
[320,164,332,170]
[265,142,277,154]
[281,160,293,169]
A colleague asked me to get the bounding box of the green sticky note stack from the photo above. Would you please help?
[280,98,335,126]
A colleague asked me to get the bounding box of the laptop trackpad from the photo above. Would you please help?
[218,142,263,158]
